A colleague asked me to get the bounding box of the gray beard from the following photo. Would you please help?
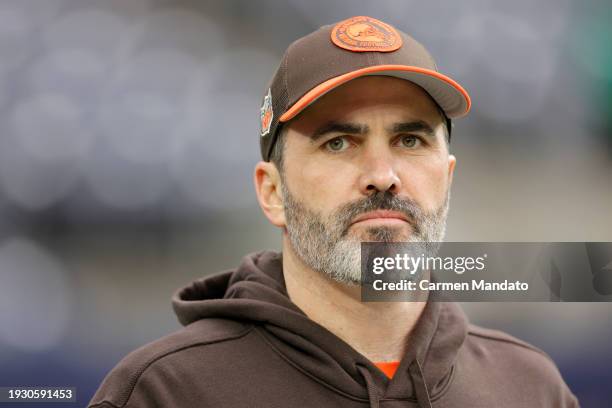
[282,183,450,285]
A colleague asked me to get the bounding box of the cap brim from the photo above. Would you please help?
[279,64,471,122]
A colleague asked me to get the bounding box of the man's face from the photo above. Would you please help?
[275,76,456,284]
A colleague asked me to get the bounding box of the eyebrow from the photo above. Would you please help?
[391,121,435,137]
[310,122,369,142]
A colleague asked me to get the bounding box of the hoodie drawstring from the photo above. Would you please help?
[356,364,379,408]
[408,359,433,408]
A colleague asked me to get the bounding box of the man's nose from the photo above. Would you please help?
[358,153,402,195]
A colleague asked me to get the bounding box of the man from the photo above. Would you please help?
[89,16,578,408]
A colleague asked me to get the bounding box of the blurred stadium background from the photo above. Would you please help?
[0,0,611,406]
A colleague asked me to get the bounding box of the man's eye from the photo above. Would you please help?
[400,135,421,148]
[325,136,350,152]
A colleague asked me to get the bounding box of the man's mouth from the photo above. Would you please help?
[349,210,410,227]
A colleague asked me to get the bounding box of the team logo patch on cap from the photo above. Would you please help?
[260,88,273,137]
[331,16,402,52]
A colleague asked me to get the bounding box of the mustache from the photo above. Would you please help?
[334,191,425,237]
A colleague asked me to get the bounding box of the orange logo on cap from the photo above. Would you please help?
[331,16,402,52]
[260,88,273,137]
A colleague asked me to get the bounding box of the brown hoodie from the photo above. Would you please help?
[89,251,579,408]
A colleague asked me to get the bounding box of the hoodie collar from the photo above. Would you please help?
[173,250,467,404]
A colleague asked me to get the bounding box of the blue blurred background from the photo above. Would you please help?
[0,0,611,406]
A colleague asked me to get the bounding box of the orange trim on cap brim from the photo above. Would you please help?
[279,64,471,122]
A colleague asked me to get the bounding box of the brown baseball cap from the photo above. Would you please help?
[259,16,472,161]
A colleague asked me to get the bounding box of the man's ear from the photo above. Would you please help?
[254,161,286,228]
[447,154,457,186]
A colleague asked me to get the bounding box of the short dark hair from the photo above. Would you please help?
[268,117,450,174]
[269,124,287,174]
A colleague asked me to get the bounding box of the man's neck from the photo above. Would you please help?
[282,241,426,362]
